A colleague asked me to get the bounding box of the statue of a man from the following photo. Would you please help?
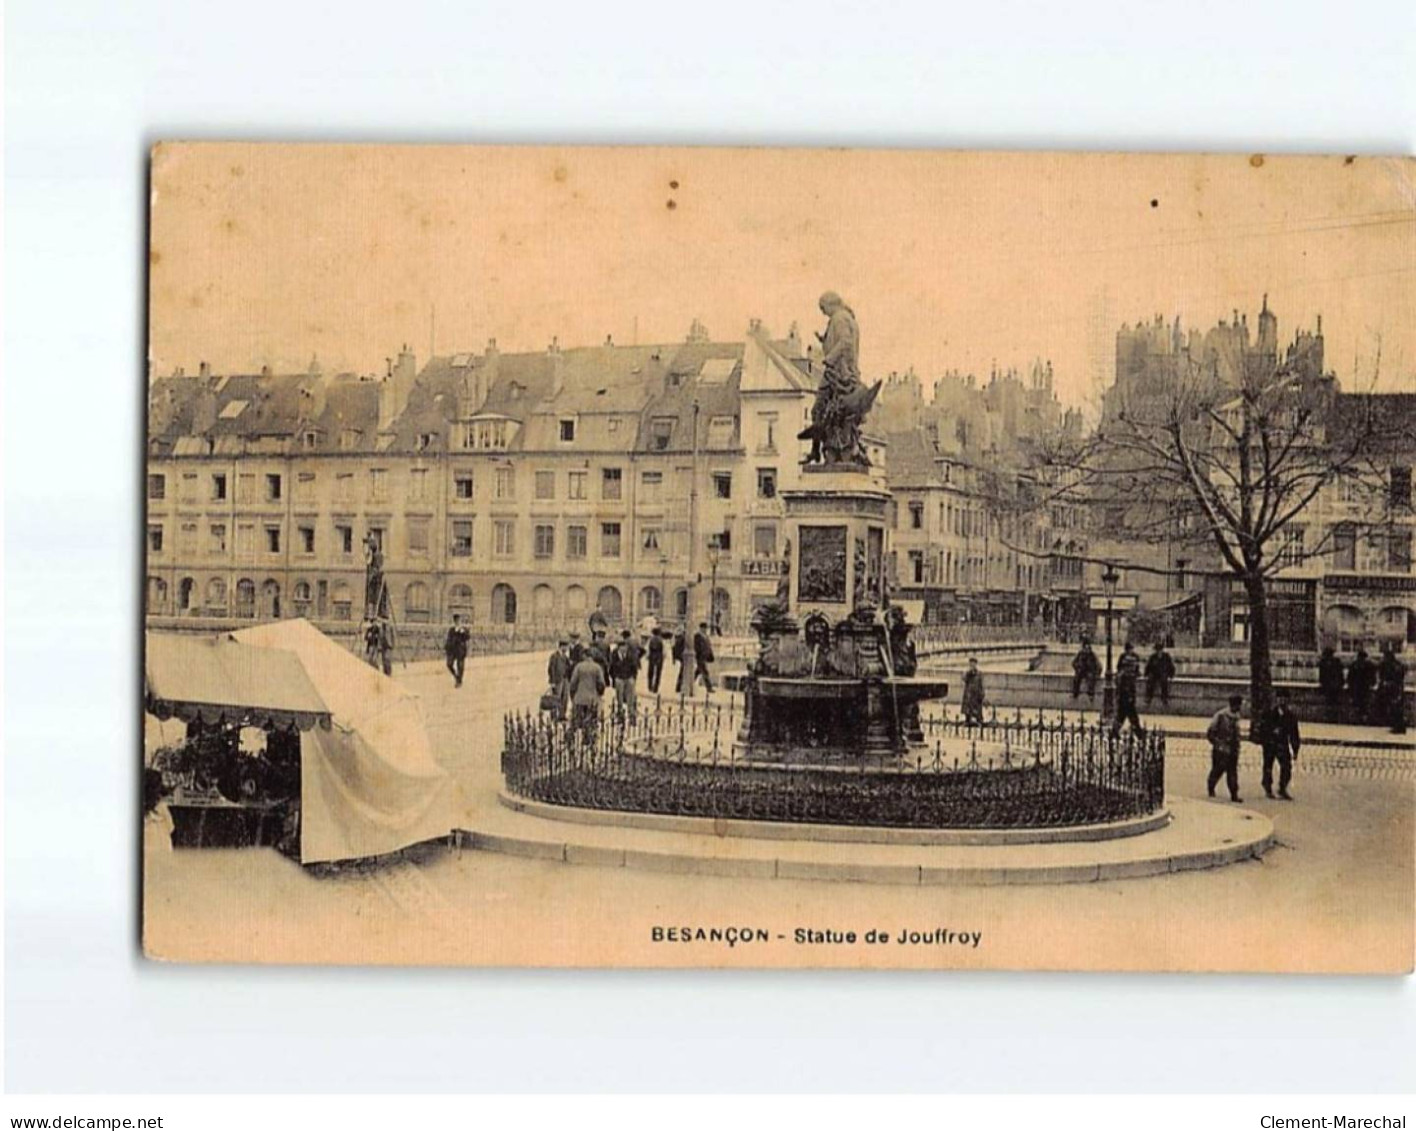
[800,291,879,466]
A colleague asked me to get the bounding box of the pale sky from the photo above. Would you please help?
[149,145,1416,403]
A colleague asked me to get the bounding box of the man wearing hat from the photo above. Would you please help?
[546,638,572,720]
[692,620,716,694]
[609,629,642,721]
[646,627,666,694]
[568,630,585,666]
[443,613,470,688]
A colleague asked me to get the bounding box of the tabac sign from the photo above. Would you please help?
[741,558,784,577]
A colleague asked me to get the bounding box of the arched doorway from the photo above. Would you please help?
[177,577,195,614]
[638,585,662,619]
[147,577,168,615]
[447,583,475,621]
[565,584,588,619]
[404,582,431,623]
[205,577,227,612]
[1322,604,1363,649]
[292,580,313,617]
[533,584,555,622]
[597,585,623,623]
[673,586,689,622]
[260,579,281,619]
[491,583,518,625]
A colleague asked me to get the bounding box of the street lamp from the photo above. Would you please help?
[659,551,670,625]
[707,541,722,636]
[1101,562,1121,721]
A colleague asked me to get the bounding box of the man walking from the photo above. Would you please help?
[1317,645,1345,721]
[609,629,642,722]
[567,647,606,741]
[1348,645,1376,722]
[443,613,470,688]
[1071,639,1100,701]
[646,628,666,695]
[961,657,986,726]
[692,621,716,694]
[1111,642,1144,737]
[546,638,572,721]
[1144,640,1176,707]
[1206,694,1245,803]
[1257,688,1301,800]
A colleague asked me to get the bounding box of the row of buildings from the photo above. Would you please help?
[144,303,1416,651]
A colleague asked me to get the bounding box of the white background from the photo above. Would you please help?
[5,0,1415,1095]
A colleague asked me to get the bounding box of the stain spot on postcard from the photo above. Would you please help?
[553,165,568,183]
[1250,154,1265,168]
[666,199,677,210]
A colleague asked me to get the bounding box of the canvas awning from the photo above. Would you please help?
[145,632,331,732]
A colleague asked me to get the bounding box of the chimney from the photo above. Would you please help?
[379,345,418,434]
[548,336,564,399]
[260,364,272,378]
[198,360,211,378]
[604,334,614,348]
[476,338,499,409]
[785,321,803,357]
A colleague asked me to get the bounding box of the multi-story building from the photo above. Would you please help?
[146,323,869,634]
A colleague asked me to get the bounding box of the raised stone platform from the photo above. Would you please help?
[455,795,1272,886]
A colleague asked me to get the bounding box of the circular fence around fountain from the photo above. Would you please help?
[501,698,1166,830]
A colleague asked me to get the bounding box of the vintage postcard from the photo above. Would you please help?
[143,144,1414,971]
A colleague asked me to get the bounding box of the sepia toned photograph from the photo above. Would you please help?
[141,144,1414,972]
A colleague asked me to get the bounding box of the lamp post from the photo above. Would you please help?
[1101,562,1121,722]
[659,551,669,625]
[707,541,721,636]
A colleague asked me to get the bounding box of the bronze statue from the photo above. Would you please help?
[798,291,881,466]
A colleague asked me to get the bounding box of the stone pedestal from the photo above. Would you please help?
[780,466,892,620]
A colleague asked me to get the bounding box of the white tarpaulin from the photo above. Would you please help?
[231,619,463,864]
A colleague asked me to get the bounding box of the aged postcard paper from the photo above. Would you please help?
[143,144,1414,971]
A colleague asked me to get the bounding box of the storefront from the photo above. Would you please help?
[1319,574,1416,653]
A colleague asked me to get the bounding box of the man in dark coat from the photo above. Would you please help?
[646,628,666,694]
[567,650,607,739]
[1071,640,1100,701]
[692,621,716,694]
[568,630,585,666]
[1348,646,1377,722]
[609,630,642,721]
[1206,694,1245,803]
[444,613,471,688]
[1111,642,1144,737]
[1376,645,1408,734]
[1257,688,1301,800]
[587,630,612,682]
[1144,641,1176,707]
[546,639,572,721]
[1317,646,1345,719]
[961,657,986,726]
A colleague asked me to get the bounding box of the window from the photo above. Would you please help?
[649,418,674,451]
[404,582,431,623]
[601,522,622,558]
[335,524,354,555]
[909,501,924,530]
[758,412,778,453]
[567,525,588,559]
[568,471,587,500]
[712,472,732,500]
[710,529,732,552]
[534,524,555,559]
[335,473,355,503]
[641,471,663,503]
[147,474,166,500]
[1174,558,1189,590]
[753,523,777,559]
[409,468,428,501]
[265,526,281,553]
[1390,529,1412,573]
[493,520,515,557]
[559,419,576,443]
[756,468,777,499]
[707,415,735,448]
[211,473,227,501]
[451,520,474,557]
[534,470,555,501]
[1391,466,1413,509]
[463,419,511,451]
[416,432,437,452]
[331,581,353,619]
[293,581,312,608]
[178,522,199,555]
[147,524,164,553]
[299,525,315,554]
[294,472,316,502]
[1333,524,1357,571]
[205,578,227,608]
[494,467,514,500]
[607,418,620,433]
[642,526,661,552]
[301,430,319,450]
[602,467,623,501]
[236,523,255,557]
[208,523,227,555]
[339,429,361,451]
[368,468,388,503]
[265,473,282,501]
[180,473,199,503]
[407,519,429,557]
[909,550,925,584]
[454,472,474,500]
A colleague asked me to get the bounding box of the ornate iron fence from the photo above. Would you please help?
[502,698,1166,830]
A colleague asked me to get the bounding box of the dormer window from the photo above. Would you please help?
[462,418,512,450]
[707,415,736,449]
[416,432,436,452]
[300,430,319,450]
[649,418,674,451]
[339,429,361,450]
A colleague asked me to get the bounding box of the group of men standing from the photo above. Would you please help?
[1317,643,1407,733]
[541,619,719,735]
